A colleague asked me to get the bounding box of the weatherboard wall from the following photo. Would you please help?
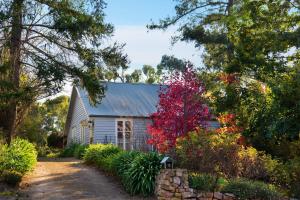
[67,90,89,145]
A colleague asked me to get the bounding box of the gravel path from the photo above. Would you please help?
[18,158,152,200]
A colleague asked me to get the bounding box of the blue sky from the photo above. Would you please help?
[103,0,202,71]
[59,1,202,96]
[104,0,177,26]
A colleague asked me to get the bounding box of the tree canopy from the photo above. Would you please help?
[150,0,300,159]
[0,0,129,143]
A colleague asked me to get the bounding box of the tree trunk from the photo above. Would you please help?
[1,0,23,144]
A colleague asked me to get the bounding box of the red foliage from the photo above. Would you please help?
[147,66,210,153]
[215,113,243,134]
[215,113,246,146]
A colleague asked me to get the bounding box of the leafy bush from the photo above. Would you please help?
[83,144,105,163]
[271,158,300,198]
[125,152,162,196]
[36,145,52,157]
[2,170,23,186]
[189,173,219,192]
[0,138,37,175]
[101,153,121,174]
[176,129,279,181]
[285,158,300,198]
[221,179,282,200]
[60,143,88,159]
[239,147,280,182]
[176,129,243,177]
[83,144,121,168]
[73,144,88,159]
[110,150,140,178]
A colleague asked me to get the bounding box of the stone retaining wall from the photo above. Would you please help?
[155,169,235,200]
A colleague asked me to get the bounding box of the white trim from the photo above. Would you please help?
[115,118,133,150]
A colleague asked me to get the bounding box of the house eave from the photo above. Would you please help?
[89,114,151,119]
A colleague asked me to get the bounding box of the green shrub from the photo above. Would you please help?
[125,152,162,196]
[2,170,23,186]
[83,144,122,173]
[73,144,88,159]
[101,152,122,174]
[285,158,300,198]
[0,138,37,175]
[189,173,219,192]
[110,150,140,178]
[60,143,81,157]
[36,145,52,157]
[176,130,243,177]
[271,158,300,198]
[221,179,282,200]
[94,145,121,168]
[83,144,105,163]
[176,130,280,181]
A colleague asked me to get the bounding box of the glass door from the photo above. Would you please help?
[117,119,132,150]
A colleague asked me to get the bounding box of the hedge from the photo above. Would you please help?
[0,138,37,185]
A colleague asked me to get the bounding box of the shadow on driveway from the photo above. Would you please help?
[18,158,154,200]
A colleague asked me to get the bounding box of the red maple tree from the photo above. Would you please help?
[147,66,210,152]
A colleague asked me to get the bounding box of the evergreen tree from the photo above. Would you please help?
[0,0,129,144]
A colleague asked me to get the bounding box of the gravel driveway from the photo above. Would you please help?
[17,158,153,200]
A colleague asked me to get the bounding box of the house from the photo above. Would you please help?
[64,82,219,151]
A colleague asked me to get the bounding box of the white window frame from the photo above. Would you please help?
[115,118,133,150]
[89,124,94,144]
[80,124,85,144]
[71,126,76,143]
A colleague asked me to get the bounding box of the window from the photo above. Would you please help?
[80,125,85,143]
[116,119,132,150]
[89,127,94,144]
[71,126,76,143]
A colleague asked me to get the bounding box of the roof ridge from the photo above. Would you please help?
[100,81,162,86]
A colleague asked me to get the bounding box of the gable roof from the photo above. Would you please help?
[76,82,161,118]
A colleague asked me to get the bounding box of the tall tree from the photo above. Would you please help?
[142,65,158,84]
[0,0,129,144]
[147,66,210,153]
[18,95,69,146]
[157,55,187,73]
[149,0,300,158]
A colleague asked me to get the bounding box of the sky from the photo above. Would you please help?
[59,0,202,96]
[104,0,202,70]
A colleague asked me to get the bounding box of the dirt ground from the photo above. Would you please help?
[13,158,154,200]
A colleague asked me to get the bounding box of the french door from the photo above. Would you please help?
[116,119,133,150]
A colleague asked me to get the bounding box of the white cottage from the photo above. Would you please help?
[64,82,219,151]
[64,82,161,151]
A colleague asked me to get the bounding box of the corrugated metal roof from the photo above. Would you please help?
[77,82,161,117]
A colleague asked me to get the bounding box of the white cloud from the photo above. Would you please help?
[112,25,203,71]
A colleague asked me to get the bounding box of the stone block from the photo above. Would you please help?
[174,192,182,198]
[173,177,181,185]
[223,193,235,200]
[160,190,174,198]
[182,191,196,199]
[213,192,223,200]
[203,192,214,198]
[161,184,175,192]
[176,170,183,177]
